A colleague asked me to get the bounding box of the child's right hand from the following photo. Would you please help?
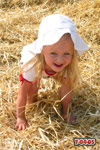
[15,117,27,131]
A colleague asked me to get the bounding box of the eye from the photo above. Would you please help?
[64,53,70,56]
[50,52,57,55]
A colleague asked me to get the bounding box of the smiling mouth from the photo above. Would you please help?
[54,63,63,68]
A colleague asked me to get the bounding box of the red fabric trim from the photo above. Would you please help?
[44,69,56,76]
[20,62,23,65]
[19,74,32,85]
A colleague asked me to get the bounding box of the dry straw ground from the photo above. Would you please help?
[0,0,100,149]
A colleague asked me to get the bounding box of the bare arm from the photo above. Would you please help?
[16,80,31,118]
[59,78,72,119]
[15,80,32,130]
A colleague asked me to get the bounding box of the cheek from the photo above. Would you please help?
[45,56,55,63]
[65,57,72,65]
[44,56,53,65]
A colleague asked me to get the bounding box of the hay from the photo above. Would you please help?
[0,0,100,149]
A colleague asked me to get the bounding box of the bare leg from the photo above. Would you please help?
[27,79,39,104]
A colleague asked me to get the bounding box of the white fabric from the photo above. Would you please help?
[23,67,36,82]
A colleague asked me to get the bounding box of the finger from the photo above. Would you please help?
[70,116,77,124]
[71,116,76,120]
[71,120,77,125]
[18,125,22,131]
[22,125,26,130]
[14,124,19,130]
[18,124,27,131]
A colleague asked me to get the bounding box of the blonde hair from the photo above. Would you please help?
[20,48,79,88]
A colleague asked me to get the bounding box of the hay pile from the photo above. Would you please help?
[0,0,100,149]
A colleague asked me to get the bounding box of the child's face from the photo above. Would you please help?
[42,34,74,73]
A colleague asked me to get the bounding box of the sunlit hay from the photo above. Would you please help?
[0,0,100,149]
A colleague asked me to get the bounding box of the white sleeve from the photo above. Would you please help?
[20,44,36,67]
[23,67,36,82]
[20,44,37,82]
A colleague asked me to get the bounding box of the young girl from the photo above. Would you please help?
[15,14,89,131]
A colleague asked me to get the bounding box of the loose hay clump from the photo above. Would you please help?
[0,0,100,149]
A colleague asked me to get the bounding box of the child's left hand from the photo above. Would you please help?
[63,114,77,125]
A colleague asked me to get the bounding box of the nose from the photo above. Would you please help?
[56,56,64,64]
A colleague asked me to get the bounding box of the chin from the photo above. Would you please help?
[52,68,64,73]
